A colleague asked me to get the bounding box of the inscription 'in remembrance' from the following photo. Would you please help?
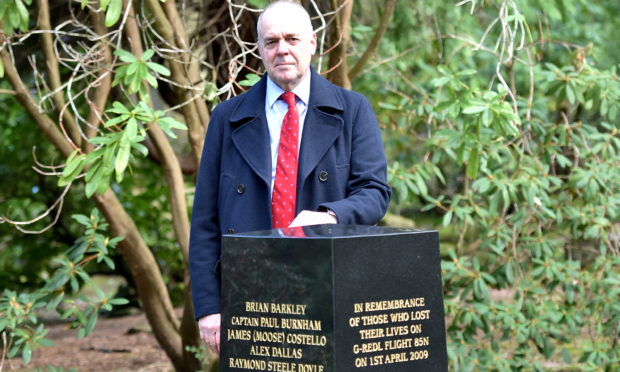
[349,297,432,368]
[225,301,328,371]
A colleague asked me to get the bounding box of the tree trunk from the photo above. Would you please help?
[93,190,186,370]
[326,0,353,88]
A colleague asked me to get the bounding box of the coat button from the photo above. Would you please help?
[319,170,328,182]
[236,184,245,194]
[227,228,235,234]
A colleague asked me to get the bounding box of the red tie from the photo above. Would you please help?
[271,92,299,228]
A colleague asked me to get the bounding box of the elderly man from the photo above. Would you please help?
[189,0,391,354]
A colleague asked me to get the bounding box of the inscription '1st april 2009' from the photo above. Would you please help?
[225,301,327,372]
[349,297,431,368]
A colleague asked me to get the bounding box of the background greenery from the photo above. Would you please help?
[1,0,619,371]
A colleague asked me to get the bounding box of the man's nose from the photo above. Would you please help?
[275,39,290,54]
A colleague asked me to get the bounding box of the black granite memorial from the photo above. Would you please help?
[220,224,447,372]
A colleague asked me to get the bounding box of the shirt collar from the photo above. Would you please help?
[266,73,311,109]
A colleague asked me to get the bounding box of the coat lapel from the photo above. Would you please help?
[230,76,271,187]
[298,70,344,183]
[228,70,345,190]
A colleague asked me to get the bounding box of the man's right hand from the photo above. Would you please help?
[198,313,221,354]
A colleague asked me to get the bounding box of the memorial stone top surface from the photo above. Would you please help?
[220,225,447,372]
[225,224,429,239]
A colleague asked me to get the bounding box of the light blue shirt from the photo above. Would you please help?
[265,74,311,192]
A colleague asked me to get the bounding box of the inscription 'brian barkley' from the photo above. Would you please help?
[246,301,307,316]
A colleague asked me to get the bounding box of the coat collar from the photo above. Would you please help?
[229,67,344,122]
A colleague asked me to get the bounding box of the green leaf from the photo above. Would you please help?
[46,292,64,311]
[378,102,398,110]
[62,154,86,177]
[129,75,142,93]
[22,343,32,364]
[442,210,453,227]
[72,213,91,226]
[472,177,491,193]
[466,147,479,179]
[38,338,54,347]
[158,116,187,138]
[125,117,138,140]
[414,175,428,196]
[102,255,115,270]
[84,161,102,183]
[83,310,98,337]
[104,115,127,128]
[115,136,131,178]
[131,142,148,157]
[505,261,514,284]
[108,101,130,114]
[146,61,170,76]
[85,173,102,198]
[58,151,86,186]
[566,84,575,104]
[144,72,158,88]
[45,273,70,291]
[462,105,487,114]
[105,0,122,27]
[456,143,467,166]
[99,0,112,10]
[109,297,129,305]
[238,73,261,87]
[481,108,492,127]
[456,69,477,76]
[7,343,20,358]
[141,49,155,61]
[114,49,137,64]
[126,60,140,78]
[430,76,451,88]
[15,0,28,24]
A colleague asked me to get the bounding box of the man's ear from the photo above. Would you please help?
[310,33,318,55]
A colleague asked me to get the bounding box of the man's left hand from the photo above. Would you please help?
[289,210,337,227]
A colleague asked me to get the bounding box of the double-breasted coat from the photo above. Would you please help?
[189,69,391,319]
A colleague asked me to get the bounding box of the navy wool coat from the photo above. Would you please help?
[189,69,391,319]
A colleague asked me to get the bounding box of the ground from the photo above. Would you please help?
[3,311,174,372]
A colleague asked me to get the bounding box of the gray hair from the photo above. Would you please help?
[256,0,314,46]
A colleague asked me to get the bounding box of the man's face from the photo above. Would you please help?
[258,5,316,91]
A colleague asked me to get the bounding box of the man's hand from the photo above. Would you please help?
[289,210,337,227]
[198,313,221,354]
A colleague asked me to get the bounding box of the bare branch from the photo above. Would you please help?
[0,184,71,234]
[349,0,397,81]
[83,9,113,153]
[143,0,206,162]
[0,41,73,157]
[37,0,81,146]
[326,0,352,88]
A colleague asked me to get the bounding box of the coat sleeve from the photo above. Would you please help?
[318,94,391,225]
[189,105,225,319]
